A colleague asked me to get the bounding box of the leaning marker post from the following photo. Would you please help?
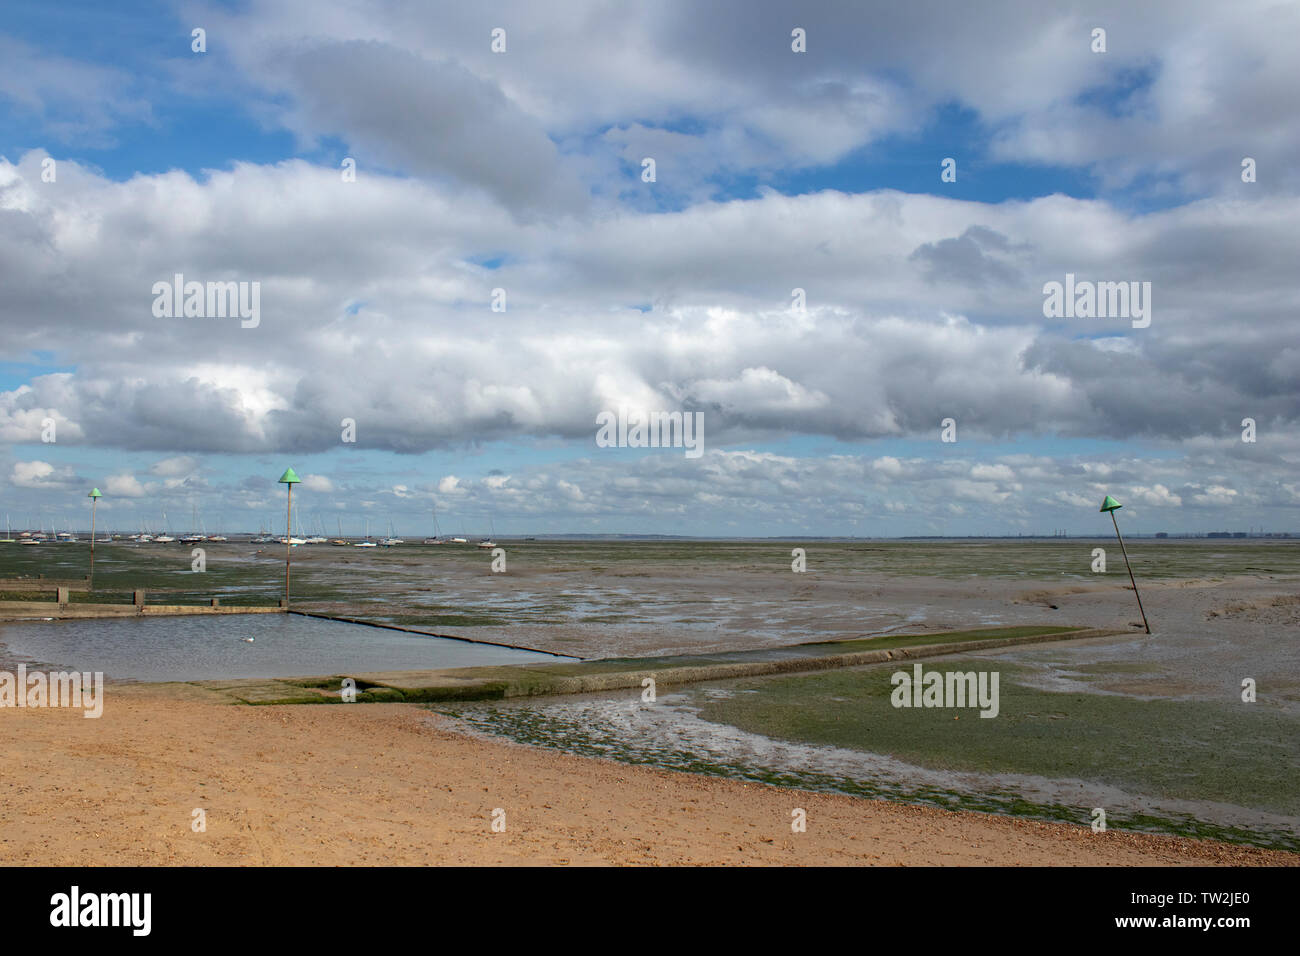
[88,487,102,589]
[1100,495,1149,634]
[278,467,301,607]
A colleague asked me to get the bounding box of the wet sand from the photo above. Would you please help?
[5,539,1296,661]
[0,686,1293,866]
[420,570,1300,660]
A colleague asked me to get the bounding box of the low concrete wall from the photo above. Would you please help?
[0,602,285,620]
[409,627,1129,702]
[199,626,1129,706]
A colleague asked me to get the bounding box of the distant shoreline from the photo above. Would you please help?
[4,533,1293,541]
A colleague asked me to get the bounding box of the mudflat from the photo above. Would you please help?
[1,686,1292,866]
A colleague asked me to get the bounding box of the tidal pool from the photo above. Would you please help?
[0,612,568,682]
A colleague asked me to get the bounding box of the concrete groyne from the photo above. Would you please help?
[189,625,1129,706]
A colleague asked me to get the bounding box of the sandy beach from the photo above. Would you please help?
[1,685,1292,867]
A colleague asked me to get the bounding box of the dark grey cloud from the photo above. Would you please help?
[263,39,588,217]
[910,226,1024,287]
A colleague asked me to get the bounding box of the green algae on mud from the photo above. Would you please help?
[693,659,1300,818]
[434,697,1300,853]
[805,625,1077,652]
[427,636,1300,853]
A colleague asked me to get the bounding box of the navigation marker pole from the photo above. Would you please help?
[1100,495,1149,634]
[88,487,102,590]
[278,467,301,607]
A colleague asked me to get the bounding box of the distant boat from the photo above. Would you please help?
[154,534,176,543]
[477,518,498,548]
[423,506,444,544]
[304,514,329,544]
[19,537,39,546]
[381,520,403,547]
[181,504,205,543]
[290,513,320,544]
[353,516,377,547]
[0,514,14,543]
[450,537,468,544]
[330,519,349,545]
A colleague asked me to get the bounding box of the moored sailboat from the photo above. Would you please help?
[422,505,444,545]
[381,519,403,547]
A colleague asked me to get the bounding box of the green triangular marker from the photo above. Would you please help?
[278,467,301,484]
[1099,495,1121,512]
[88,488,102,498]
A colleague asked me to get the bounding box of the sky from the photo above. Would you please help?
[1,0,1297,537]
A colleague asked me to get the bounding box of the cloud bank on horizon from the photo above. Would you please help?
[0,0,1297,535]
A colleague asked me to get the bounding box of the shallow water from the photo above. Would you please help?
[0,613,568,681]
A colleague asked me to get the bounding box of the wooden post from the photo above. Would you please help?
[285,481,293,607]
[89,498,96,586]
[277,467,301,608]
[1110,510,1150,634]
[88,488,102,591]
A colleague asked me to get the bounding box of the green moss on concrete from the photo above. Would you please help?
[234,626,1101,706]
